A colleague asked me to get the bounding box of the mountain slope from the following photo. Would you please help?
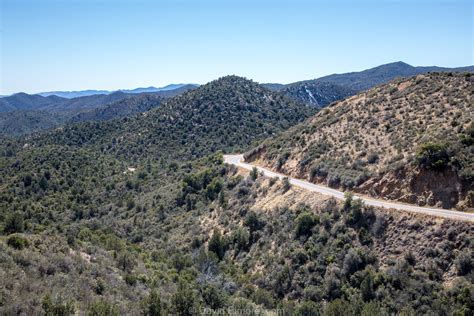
[69,94,164,123]
[0,111,63,136]
[280,81,356,108]
[0,86,198,136]
[38,75,315,161]
[245,72,473,210]
[0,93,65,112]
[38,83,199,98]
[38,89,110,98]
[0,91,133,113]
[267,62,473,108]
[0,92,143,136]
[0,74,472,315]
[315,61,474,92]
[1,85,198,114]
[43,91,132,112]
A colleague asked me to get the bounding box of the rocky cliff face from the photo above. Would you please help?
[357,165,471,210]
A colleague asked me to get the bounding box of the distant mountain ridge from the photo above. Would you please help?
[265,61,474,108]
[315,61,474,92]
[69,94,164,123]
[0,91,132,113]
[0,85,197,136]
[0,85,197,114]
[36,83,199,98]
[1,61,472,136]
[0,93,64,112]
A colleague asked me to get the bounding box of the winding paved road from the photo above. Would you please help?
[224,154,474,222]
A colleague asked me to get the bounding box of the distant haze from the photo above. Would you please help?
[36,84,199,99]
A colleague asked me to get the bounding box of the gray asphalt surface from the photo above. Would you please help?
[224,154,474,222]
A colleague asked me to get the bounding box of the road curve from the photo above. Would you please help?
[224,154,474,222]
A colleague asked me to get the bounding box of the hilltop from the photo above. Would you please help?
[0,75,313,314]
[37,75,314,161]
[246,72,473,210]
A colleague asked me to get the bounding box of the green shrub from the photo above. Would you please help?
[201,283,227,310]
[232,227,250,251]
[39,176,49,190]
[218,190,227,207]
[358,228,372,245]
[367,152,379,164]
[342,248,363,276]
[282,177,291,192]
[94,278,105,295]
[126,199,135,210]
[4,212,25,234]
[360,272,375,301]
[172,253,192,272]
[244,211,265,233]
[361,302,383,316]
[22,174,33,187]
[208,229,227,260]
[273,265,292,298]
[323,299,354,316]
[87,299,120,316]
[251,288,275,309]
[205,178,223,200]
[250,167,259,181]
[295,212,319,238]
[295,301,320,316]
[460,123,474,146]
[124,273,137,286]
[42,294,75,316]
[141,289,163,316]
[7,234,29,250]
[171,281,200,315]
[416,142,450,170]
[117,250,136,272]
[324,265,342,300]
[230,298,262,316]
[455,251,472,276]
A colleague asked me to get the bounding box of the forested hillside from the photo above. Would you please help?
[0,85,197,136]
[36,76,314,162]
[68,94,164,123]
[279,81,355,108]
[1,149,472,314]
[0,74,472,315]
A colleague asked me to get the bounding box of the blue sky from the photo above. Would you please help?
[1,0,472,94]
